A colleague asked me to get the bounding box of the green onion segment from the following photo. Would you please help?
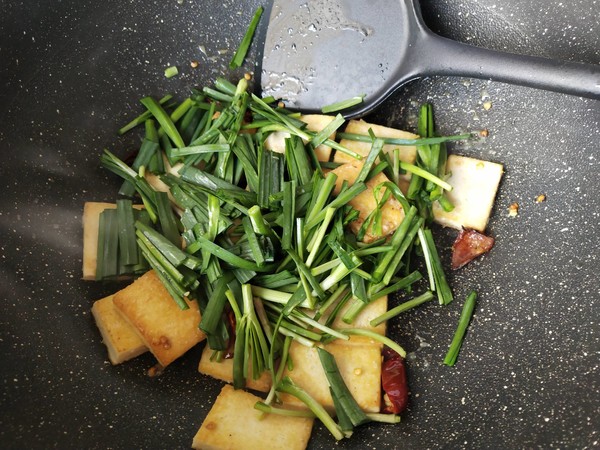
[164,66,179,78]
[444,291,478,366]
[229,6,263,69]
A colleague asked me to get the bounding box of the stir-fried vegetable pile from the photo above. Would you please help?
[94,75,478,439]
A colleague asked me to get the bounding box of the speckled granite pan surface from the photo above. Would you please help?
[1,1,598,448]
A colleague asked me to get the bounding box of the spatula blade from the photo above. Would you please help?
[260,0,407,114]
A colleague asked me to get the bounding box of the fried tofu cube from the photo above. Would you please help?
[113,270,205,367]
[331,162,405,242]
[281,339,382,413]
[432,154,504,231]
[264,114,337,162]
[82,202,143,280]
[91,294,148,364]
[335,119,418,193]
[329,159,362,193]
[198,345,272,393]
[192,384,313,450]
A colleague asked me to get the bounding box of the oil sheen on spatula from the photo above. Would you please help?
[261,0,407,114]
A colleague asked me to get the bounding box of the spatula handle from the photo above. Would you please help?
[416,31,600,100]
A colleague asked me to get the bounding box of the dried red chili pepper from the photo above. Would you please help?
[381,347,409,414]
[451,228,495,270]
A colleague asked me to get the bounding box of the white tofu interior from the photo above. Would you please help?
[432,154,504,231]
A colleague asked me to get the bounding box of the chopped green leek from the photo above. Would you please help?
[116,199,138,267]
[370,290,434,327]
[229,6,263,69]
[164,65,179,78]
[444,291,477,366]
[336,131,473,146]
[118,94,173,135]
[317,348,368,427]
[321,95,365,114]
[277,376,344,441]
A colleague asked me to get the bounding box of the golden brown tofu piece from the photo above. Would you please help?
[331,162,405,242]
[192,384,313,450]
[281,338,382,413]
[113,270,205,367]
[91,294,148,365]
[198,345,272,393]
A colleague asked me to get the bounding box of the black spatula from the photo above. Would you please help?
[260,0,600,117]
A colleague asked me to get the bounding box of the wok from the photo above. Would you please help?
[1,0,598,448]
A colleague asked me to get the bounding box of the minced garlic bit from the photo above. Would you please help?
[535,194,547,203]
[190,60,199,68]
[479,129,489,138]
[244,72,252,81]
[483,101,492,110]
[277,101,285,109]
[508,202,519,217]
[353,368,362,376]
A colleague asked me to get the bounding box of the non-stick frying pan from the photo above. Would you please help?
[1,0,598,448]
